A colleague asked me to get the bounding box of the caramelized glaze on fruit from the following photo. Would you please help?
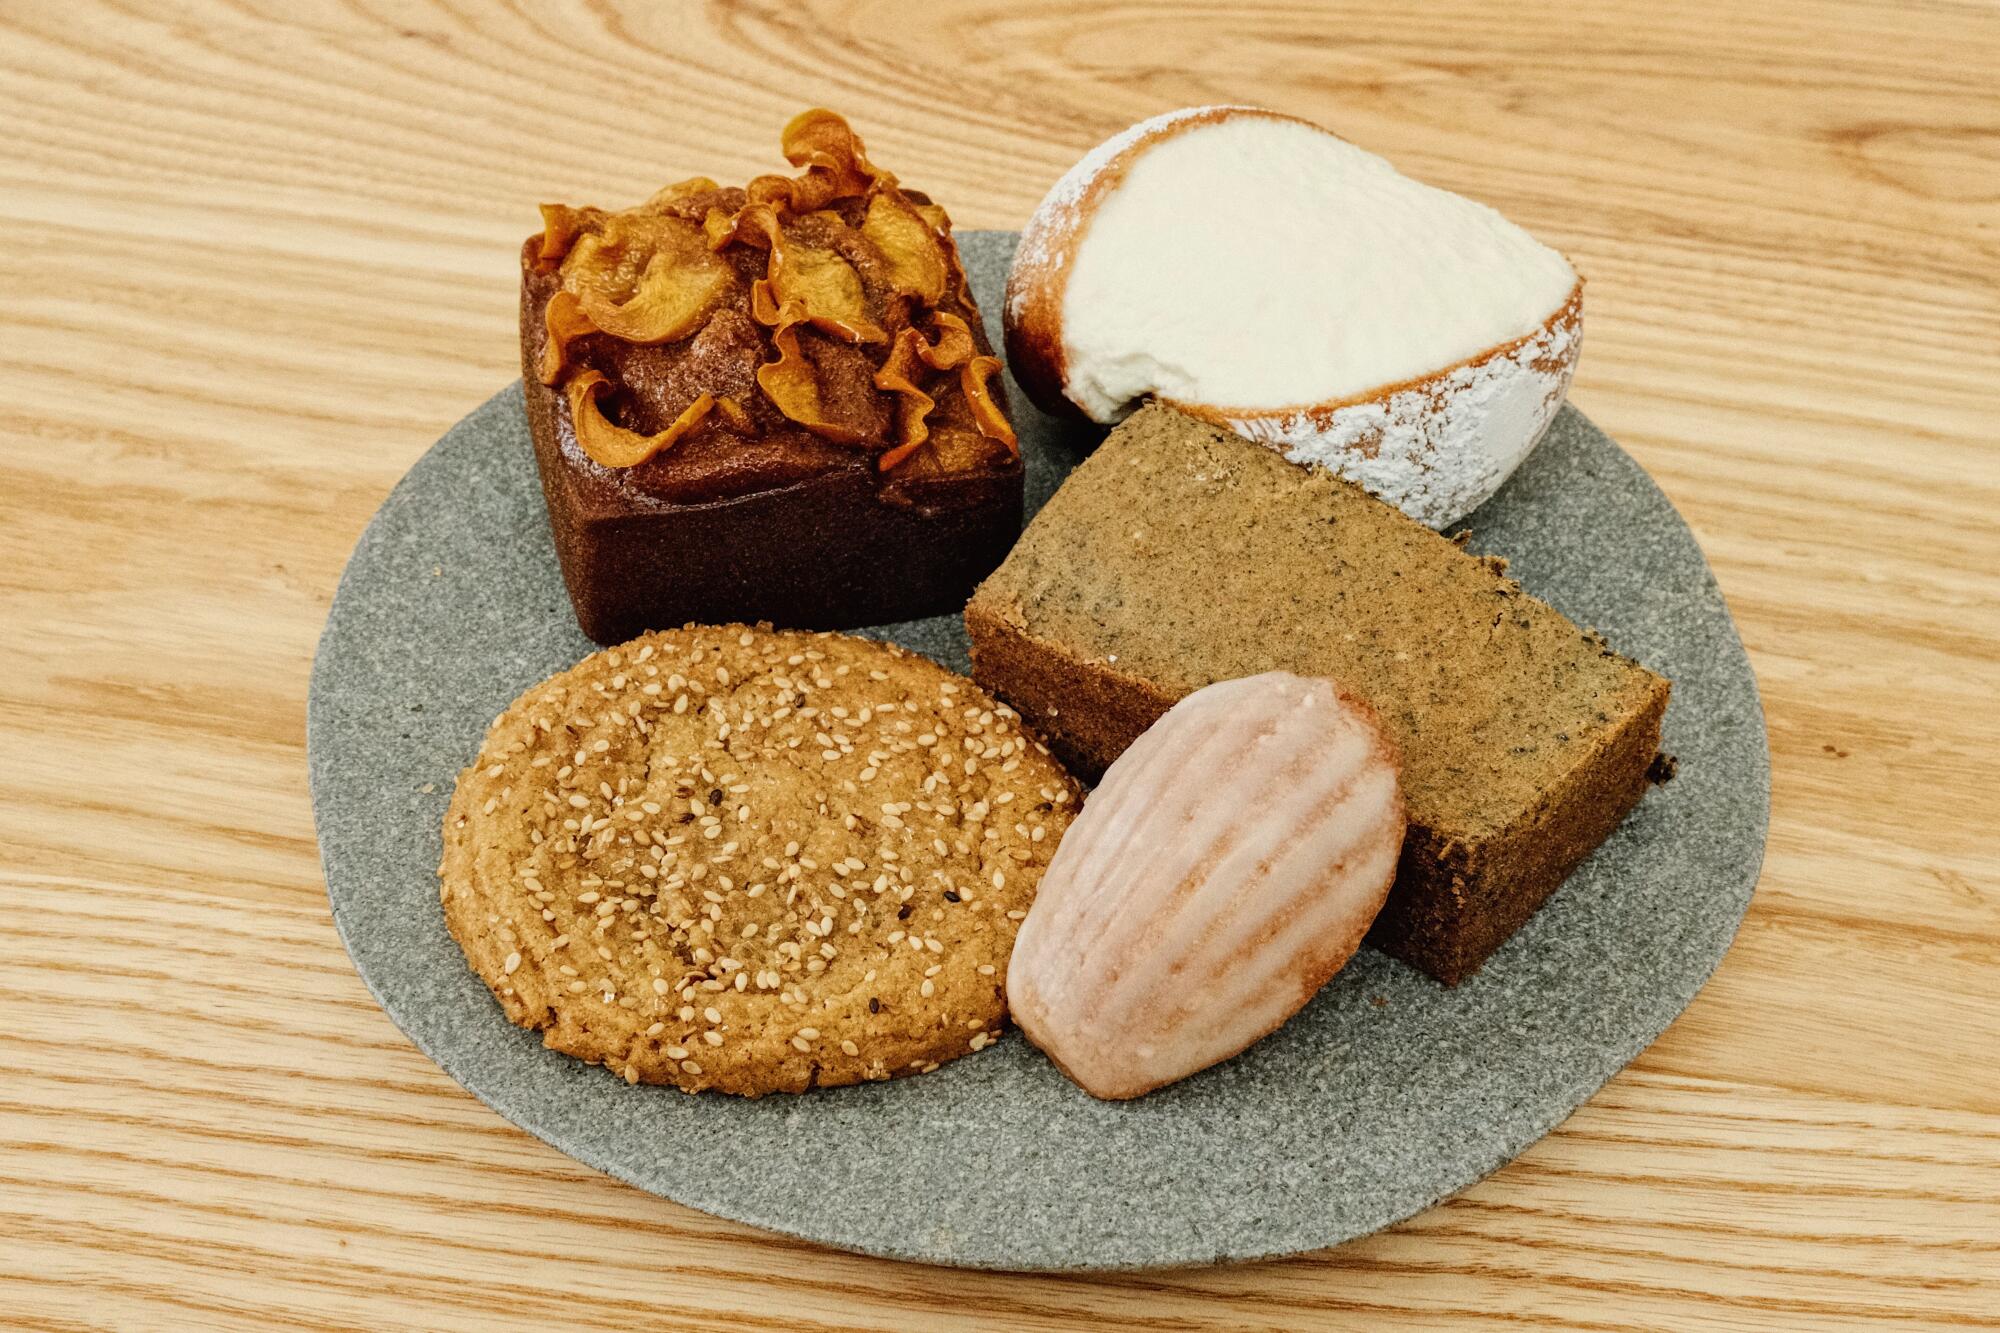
[533,110,1017,480]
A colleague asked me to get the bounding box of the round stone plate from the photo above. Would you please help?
[309,232,1768,1271]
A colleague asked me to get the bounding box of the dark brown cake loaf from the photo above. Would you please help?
[523,111,1022,644]
[965,403,1671,984]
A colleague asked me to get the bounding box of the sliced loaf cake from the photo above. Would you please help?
[965,403,1669,984]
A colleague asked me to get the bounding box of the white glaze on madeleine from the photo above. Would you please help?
[1006,672,1405,1100]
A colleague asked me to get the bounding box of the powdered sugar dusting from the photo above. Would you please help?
[1223,312,1581,528]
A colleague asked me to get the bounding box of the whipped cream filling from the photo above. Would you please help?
[1058,113,1577,420]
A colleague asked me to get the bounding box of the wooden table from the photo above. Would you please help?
[3,2,1995,1327]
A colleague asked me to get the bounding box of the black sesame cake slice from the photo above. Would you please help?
[965,403,1670,984]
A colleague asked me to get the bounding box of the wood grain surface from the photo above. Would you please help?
[2,0,1996,1327]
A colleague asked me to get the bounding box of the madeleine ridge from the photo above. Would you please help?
[1006,672,1406,1100]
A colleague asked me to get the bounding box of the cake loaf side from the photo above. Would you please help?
[965,404,1670,984]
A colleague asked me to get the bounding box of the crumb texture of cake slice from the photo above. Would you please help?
[965,403,1669,984]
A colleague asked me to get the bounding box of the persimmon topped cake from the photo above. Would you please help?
[965,404,1671,984]
[523,110,1022,643]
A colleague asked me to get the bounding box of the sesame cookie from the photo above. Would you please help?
[440,625,1079,1096]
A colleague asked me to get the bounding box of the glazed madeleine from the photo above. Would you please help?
[1007,672,1405,1100]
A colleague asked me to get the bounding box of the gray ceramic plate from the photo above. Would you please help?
[308,232,1768,1271]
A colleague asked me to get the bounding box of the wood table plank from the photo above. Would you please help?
[1,1,1995,1326]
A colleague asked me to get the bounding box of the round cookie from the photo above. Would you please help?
[440,625,1080,1096]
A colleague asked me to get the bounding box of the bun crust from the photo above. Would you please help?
[1004,106,1299,424]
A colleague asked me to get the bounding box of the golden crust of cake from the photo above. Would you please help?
[440,625,1080,1096]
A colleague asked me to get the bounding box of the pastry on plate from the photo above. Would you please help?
[1009,672,1405,1099]
[1005,105,1580,526]
[441,625,1079,1095]
[524,110,1021,644]
[966,403,1670,985]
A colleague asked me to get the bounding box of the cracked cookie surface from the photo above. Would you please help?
[440,625,1079,1096]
